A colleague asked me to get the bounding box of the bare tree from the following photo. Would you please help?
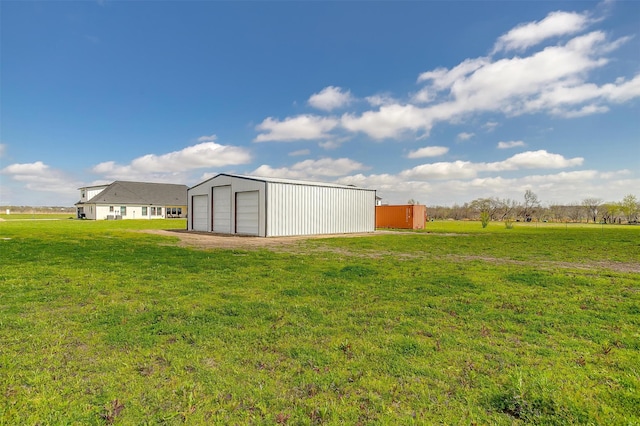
[521,190,540,222]
[567,203,584,222]
[582,198,602,223]
[496,198,519,221]
[547,204,565,222]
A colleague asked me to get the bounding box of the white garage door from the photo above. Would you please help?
[212,186,231,234]
[192,195,208,231]
[236,191,259,235]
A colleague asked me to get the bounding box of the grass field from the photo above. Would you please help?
[1,218,638,424]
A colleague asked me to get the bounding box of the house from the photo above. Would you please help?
[187,173,376,237]
[75,181,188,220]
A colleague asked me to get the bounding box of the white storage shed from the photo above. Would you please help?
[187,174,376,237]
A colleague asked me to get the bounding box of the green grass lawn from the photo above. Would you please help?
[1,219,638,424]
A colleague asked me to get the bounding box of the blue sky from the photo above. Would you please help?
[1,0,639,207]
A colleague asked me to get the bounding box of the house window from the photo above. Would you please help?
[81,190,86,199]
[157,207,162,216]
[151,207,156,216]
[109,206,114,212]
[142,207,147,216]
[120,206,126,216]
[177,207,182,215]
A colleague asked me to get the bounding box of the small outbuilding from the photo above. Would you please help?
[376,204,426,230]
[187,174,376,237]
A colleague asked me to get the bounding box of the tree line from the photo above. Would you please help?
[424,192,639,224]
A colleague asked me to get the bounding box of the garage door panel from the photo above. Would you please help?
[192,195,208,231]
[236,191,259,235]
[213,186,231,234]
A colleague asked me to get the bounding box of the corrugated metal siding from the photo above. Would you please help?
[375,205,426,229]
[266,183,375,237]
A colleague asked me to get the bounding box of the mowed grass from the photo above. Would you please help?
[0,219,638,424]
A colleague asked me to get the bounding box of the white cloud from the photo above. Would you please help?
[251,165,308,180]
[400,149,582,180]
[497,140,526,149]
[418,57,490,89]
[247,8,637,144]
[341,104,433,140]
[365,94,397,107]
[401,161,478,180]
[254,115,339,142]
[289,149,310,157]
[318,140,341,150]
[290,157,368,176]
[483,121,499,131]
[0,143,6,158]
[490,150,583,170]
[555,104,610,118]
[92,141,252,180]
[0,161,79,197]
[252,157,368,180]
[493,10,591,53]
[197,134,217,142]
[407,146,449,159]
[457,132,475,141]
[2,161,50,175]
[411,87,434,104]
[523,72,640,116]
[308,86,354,111]
[336,168,637,206]
[336,173,401,189]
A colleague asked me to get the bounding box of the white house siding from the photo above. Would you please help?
[84,204,98,220]
[265,183,375,237]
[87,205,170,220]
[96,205,111,220]
[86,187,107,201]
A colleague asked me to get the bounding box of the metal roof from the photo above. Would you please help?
[191,173,375,191]
[79,181,188,205]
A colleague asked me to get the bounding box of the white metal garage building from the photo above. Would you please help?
[187,174,376,237]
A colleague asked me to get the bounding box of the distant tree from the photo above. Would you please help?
[497,198,519,221]
[582,198,602,223]
[407,199,420,205]
[600,202,620,224]
[567,203,584,222]
[547,204,565,222]
[620,194,639,223]
[521,190,540,221]
[468,198,493,226]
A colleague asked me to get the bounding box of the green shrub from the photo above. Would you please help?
[480,211,490,228]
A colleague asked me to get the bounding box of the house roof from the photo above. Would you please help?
[78,181,188,205]
[190,173,376,192]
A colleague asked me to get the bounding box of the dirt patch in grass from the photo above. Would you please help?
[454,255,640,274]
[144,229,394,250]
[144,229,638,274]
